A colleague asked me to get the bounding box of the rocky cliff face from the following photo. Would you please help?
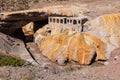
[0,4,89,35]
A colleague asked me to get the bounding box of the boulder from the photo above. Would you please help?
[22,22,34,35]
[84,13,120,58]
[35,28,107,65]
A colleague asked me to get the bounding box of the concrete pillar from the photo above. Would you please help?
[69,19,70,24]
[72,19,73,24]
[55,18,56,23]
[48,17,50,24]
[62,19,64,24]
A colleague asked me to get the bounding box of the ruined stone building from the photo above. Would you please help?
[48,16,88,32]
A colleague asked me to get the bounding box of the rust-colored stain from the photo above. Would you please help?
[35,28,107,65]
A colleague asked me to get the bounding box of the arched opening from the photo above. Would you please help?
[67,19,69,23]
[34,19,48,32]
[73,20,77,24]
[50,18,52,22]
[60,19,63,23]
[53,18,55,23]
[78,20,81,24]
[57,19,59,23]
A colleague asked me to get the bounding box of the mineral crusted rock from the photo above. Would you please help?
[34,23,85,44]
[84,13,120,58]
[34,28,107,65]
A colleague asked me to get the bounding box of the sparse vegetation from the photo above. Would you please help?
[0,0,30,12]
[0,55,25,67]
[63,65,82,72]
[0,0,41,12]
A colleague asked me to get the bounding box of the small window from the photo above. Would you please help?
[67,20,69,23]
[78,20,81,24]
[60,19,63,23]
[50,18,52,22]
[73,20,77,24]
[57,19,59,23]
[53,18,55,22]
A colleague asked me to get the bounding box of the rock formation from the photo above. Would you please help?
[0,4,89,65]
[22,22,34,35]
[34,24,75,44]
[0,4,89,35]
[34,26,107,65]
[1,4,119,65]
[0,4,89,27]
[84,13,120,58]
[0,32,37,65]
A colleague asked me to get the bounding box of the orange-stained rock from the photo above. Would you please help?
[22,22,34,35]
[34,23,81,44]
[35,28,107,65]
[84,13,120,58]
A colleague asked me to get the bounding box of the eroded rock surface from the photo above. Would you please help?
[84,13,120,58]
[0,32,38,65]
[34,26,107,65]
[0,4,89,27]
[0,4,119,66]
[0,4,90,65]
[34,23,81,44]
[22,22,34,35]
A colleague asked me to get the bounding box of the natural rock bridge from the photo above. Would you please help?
[0,4,120,65]
[0,5,89,65]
